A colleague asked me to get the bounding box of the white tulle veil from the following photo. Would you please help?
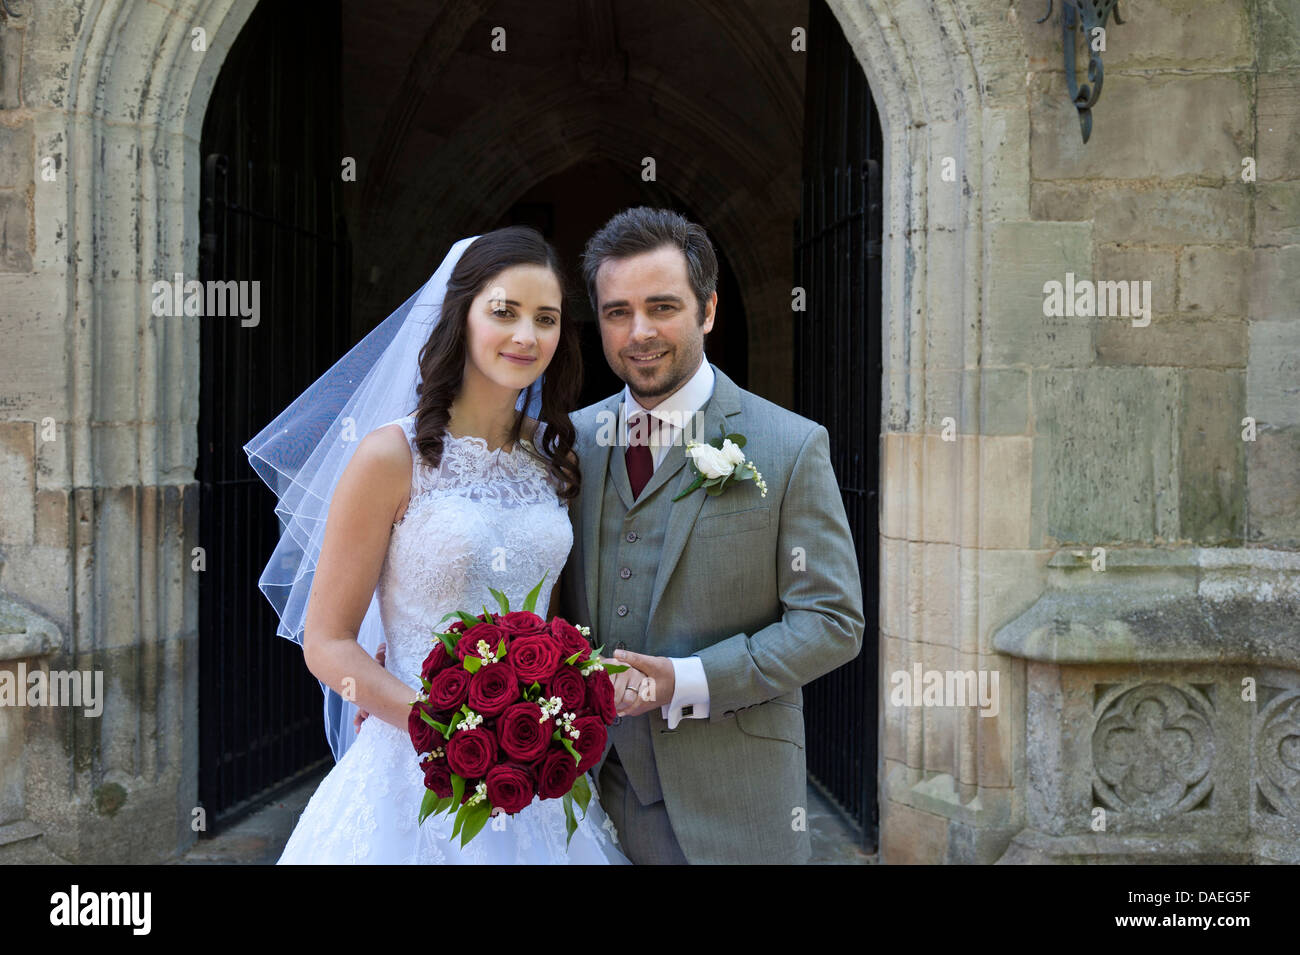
[244,235,544,761]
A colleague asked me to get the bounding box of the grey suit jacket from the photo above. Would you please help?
[558,363,865,864]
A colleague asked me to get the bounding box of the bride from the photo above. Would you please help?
[246,227,631,864]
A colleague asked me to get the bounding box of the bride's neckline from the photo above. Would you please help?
[436,422,535,457]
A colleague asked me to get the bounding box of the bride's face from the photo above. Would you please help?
[462,264,563,394]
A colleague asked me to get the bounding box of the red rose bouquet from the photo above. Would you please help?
[408,573,627,849]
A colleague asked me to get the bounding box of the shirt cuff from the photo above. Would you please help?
[661,655,711,729]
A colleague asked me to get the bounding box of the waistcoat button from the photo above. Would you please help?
[626,531,638,542]
[616,605,628,617]
[619,567,631,579]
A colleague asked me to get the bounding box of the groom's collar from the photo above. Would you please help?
[619,356,715,425]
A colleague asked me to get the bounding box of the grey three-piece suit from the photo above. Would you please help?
[558,363,865,864]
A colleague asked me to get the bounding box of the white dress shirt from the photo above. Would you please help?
[621,357,714,730]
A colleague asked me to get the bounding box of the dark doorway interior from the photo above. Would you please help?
[497,161,748,408]
[197,0,350,833]
[794,0,884,851]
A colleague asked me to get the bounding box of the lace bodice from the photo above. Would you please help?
[377,415,573,688]
[276,416,627,865]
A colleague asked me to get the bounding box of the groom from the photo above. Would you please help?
[559,207,865,864]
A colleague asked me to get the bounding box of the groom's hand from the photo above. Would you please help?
[611,649,675,718]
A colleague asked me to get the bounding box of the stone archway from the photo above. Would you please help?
[27,0,1027,861]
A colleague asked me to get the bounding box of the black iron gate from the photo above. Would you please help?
[197,0,351,832]
[794,0,884,851]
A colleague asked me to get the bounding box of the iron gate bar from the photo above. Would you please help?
[197,0,350,833]
[794,0,883,852]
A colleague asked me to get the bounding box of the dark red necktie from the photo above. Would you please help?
[626,414,655,500]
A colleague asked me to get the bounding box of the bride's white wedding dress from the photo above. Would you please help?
[277,415,630,864]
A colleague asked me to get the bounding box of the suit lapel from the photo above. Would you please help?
[646,364,743,625]
[579,395,619,628]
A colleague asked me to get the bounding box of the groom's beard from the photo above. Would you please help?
[620,339,704,404]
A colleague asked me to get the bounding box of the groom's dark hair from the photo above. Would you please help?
[581,207,718,324]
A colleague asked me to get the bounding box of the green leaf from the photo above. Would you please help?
[724,432,746,448]
[487,587,511,616]
[602,663,630,674]
[459,802,492,847]
[455,610,482,629]
[522,571,548,615]
[463,655,483,674]
[565,650,585,666]
[562,792,578,849]
[705,481,727,496]
[437,611,461,624]
[418,786,440,825]
[418,709,438,729]
[435,631,458,656]
[672,474,705,502]
[560,735,581,765]
[451,803,467,840]
[431,720,449,739]
[419,676,431,691]
[591,644,605,656]
[497,639,507,659]
[571,774,592,818]
[450,772,465,810]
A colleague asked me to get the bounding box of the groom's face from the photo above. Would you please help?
[593,244,716,409]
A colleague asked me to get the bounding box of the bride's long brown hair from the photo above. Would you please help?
[411,227,582,499]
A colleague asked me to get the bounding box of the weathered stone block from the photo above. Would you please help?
[1261,0,1300,69]
[1256,182,1300,246]
[1248,426,1300,546]
[1249,247,1300,323]
[1180,246,1251,317]
[0,189,31,271]
[0,116,30,190]
[1031,73,1251,181]
[1033,367,1180,543]
[1032,182,1250,244]
[1258,71,1300,180]
[1096,317,1247,368]
[1248,320,1300,427]
[1179,368,1246,543]
[1095,244,1176,317]
[0,421,34,546]
[984,220,1094,366]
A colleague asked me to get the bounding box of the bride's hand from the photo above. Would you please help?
[352,642,387,731]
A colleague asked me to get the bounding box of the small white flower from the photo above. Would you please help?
[576,624,592,637]
[455,709,483,732]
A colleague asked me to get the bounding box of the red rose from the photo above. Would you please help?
[456,622,508,662]
[499,610,548,637]
[511,635,563,683]
[468,660,519,717]
[537,745,581,799]
[545,665,587,713]
[429,667,471,711]
[423,754,453,798]
[421,644,455,682]
[497,702,554,762]
[408,702,441,754]
[570,715,607,774]
[585,670,617,724]
[550,617,591,662]
[485,761,536,815]
[445,726,498,779]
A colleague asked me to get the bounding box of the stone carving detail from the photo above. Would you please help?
[1256,690,1300,822]
[1092,683,1214,815]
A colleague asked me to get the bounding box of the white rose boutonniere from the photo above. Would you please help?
[673,425,768,501]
